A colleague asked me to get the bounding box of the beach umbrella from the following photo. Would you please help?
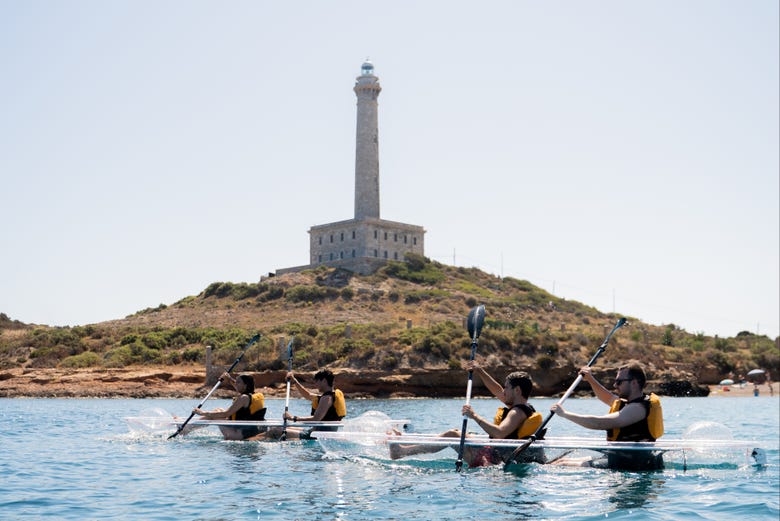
[747,369,765,376]
[746,369,766,382]
[719,379,734,385]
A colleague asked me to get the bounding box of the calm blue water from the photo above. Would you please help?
[1,396,778,520]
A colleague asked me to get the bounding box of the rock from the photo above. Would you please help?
[657,380,709,397]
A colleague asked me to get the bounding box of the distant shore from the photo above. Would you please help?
[707,382,777,398]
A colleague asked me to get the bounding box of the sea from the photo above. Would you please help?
[1,395,778,520]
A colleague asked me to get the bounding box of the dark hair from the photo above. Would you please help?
[619,363,647,388]
[238,374,255,393]
[505,371,533,399]
[314,369,334,386]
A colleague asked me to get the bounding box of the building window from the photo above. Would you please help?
[404,235,407,244]
[394,252,398,260]
[352,230,356,239]
[384,251,388,258]
[340,232,344,241]
[330,235,334,243]
[319,237,322,245]
[394,234,397,242]
[329,253,334,260]
[413,237,417,245]
[374,249,378,257]
[340,251,344,259]
[374,230,378,239]
[318,255,322,262]
[352,249,356,258]
[384,232,388,240]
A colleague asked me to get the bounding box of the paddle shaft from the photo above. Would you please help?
[168,334,259,439]
[455,337,478,471]
[281,338,294,441]
[503,318,625,466]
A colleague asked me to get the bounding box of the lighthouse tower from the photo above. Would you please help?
[277,61,425,276]
[353,61,381,221]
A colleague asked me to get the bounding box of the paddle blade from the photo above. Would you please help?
[286,338,294,361]
[467,305,486,340]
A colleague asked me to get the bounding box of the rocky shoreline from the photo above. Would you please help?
[4,365,772,399]
[0,366,531,399]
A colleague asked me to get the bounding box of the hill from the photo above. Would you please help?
[1,255,777,397]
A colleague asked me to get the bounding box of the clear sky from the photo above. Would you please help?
[1,1,778,339]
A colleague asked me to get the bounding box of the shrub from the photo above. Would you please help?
[537,354,555,371]
[706,349,735,374]
[285,285,339,303]
[383,254,445,284]
[59,351,101,368]
[662,327,674,347]
[104,346,134,367]
[714,337,732,352]
[258,286,284,301]
[203,282,235,298]
[403,289,450,304]
[104,342,162,367]
[381,354,399,370]
[230,283,262,300]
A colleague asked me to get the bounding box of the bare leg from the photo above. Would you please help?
[246,426,306,441]
[546,455,594,467]
[389,429,461,460]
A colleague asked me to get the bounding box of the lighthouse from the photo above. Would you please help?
[278,61,425,276]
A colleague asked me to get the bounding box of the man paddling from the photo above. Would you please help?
[250,369,346,440]
[390,361,545,467]
[191,373,267,440]
[550,363,664,470]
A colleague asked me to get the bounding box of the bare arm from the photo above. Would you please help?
[580,367,617,405]
[465,360,503,398]
[193,394,249,420]
[462,404,525,439]
[288,372,315,401]
[550,402,646,431]
[286,393,334,422]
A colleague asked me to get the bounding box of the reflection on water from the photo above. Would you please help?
[221,439,268,463]
[606,471,665,511]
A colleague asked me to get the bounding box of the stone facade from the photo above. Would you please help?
[308,217,425,275]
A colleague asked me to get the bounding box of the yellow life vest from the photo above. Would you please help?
[493,404,543,439]
[518,411,543,438]
[311,389,347,420]
[231,392,266,421]
[607,393,664,441]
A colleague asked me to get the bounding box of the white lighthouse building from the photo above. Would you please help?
[285,61,425,275]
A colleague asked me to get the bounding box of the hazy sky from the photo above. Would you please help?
[1,1,778,339]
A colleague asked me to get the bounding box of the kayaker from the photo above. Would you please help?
[249,369,346,440]
[550,363,665,470]
[191,373,267,440]
[389,360,545,466]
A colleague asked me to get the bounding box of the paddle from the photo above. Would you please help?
[280,337,294,441]
[168,333,261,439]
[503,317,627,468]
[456,304,486,472]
